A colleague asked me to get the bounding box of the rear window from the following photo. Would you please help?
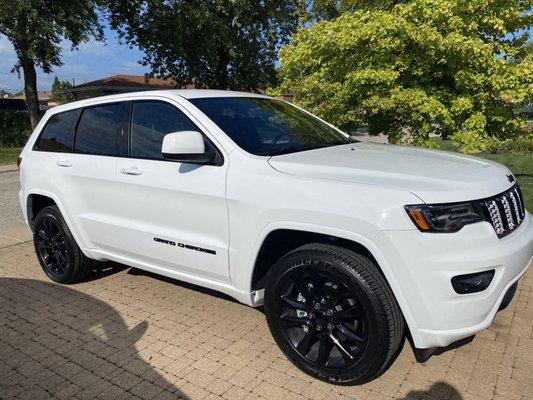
[74,103,127,156]
[34,110,80,152]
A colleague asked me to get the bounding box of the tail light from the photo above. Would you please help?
[17,157,22,171]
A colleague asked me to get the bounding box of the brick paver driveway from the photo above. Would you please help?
[1,226,531,400]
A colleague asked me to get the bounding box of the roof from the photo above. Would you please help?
[45,90,270,115]
[12,91,52,101]
[66,74,180,91]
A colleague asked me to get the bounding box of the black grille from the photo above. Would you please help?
[477,185,526,238]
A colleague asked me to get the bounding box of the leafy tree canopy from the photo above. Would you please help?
[276,0,532,153]
[108,0,305,91]
[51,76,74,105]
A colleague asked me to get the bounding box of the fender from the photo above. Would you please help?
[24,189,93,259]
[245,221,422,346]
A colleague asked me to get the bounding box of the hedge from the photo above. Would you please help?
[0,111,32,147]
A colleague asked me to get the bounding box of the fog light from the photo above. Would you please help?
[451,269,495,294]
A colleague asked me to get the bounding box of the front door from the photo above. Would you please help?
[111,100,230,282]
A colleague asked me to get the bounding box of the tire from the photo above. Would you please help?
[264,243,404,385]
[33,205,92,284]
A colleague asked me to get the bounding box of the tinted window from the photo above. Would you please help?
[35,110,80,152]
[131,101,198,159]
[74,103,127,156]
[190,97,351,156]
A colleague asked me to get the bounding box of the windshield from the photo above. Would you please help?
[189,97,352,156]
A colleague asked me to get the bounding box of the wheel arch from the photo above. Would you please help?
[247,223,421,346]
[25,190,89,257]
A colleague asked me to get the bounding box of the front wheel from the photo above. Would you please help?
[264,243,404,385]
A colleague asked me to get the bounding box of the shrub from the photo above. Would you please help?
[0,111,32,147]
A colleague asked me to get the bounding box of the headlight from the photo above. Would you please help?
[405,203,483,233]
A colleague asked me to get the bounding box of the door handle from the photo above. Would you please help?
[56,160,72,167]
[120,167,143,176]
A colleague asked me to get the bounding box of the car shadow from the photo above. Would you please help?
[0,278,188,399]
[398,381,463,399]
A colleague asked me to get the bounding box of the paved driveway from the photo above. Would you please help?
[1,225,532,400]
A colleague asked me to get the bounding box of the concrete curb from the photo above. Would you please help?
[0,164,18,174]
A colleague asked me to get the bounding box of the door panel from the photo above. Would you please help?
[113,159,230,281]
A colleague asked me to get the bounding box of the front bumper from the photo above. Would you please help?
[375,212,533,349]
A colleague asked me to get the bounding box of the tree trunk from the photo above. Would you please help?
[215,47,230,89]
[22,57,41,130]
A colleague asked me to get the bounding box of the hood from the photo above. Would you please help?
[268,143,514,204]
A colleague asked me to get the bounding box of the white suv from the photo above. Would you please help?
[19,90,532,384]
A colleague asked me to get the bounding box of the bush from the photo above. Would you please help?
[0,111,32,147]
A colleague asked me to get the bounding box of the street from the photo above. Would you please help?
[0,170,24,230]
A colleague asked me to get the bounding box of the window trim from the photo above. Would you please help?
[31,97,225,166]
[32,108,81,153]
[72,101,129,157]
[126,99,224,166]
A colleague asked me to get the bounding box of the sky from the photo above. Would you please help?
[0,23,149,93]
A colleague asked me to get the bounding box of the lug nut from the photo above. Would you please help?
[325,309,333,316]
[314,303,320,310]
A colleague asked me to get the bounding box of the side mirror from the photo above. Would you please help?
[162,131,214,164]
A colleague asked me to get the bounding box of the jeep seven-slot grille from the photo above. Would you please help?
[478,185,526,238]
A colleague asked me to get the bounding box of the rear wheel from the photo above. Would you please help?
[33,206,92,283]
[264,243,404,385]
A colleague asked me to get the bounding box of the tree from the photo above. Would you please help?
[108,0,304,91]
[0,1,104,128]
[306,0,404,21]
[51,76,74,105]
[275,0,532,153]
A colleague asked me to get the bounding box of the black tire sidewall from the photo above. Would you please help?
[33,206,81,284]
[265,249,396,385]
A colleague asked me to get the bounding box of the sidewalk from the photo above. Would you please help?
[0,163,18,173]
[0,224,31,249]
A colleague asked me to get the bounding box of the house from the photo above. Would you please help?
[12,91,56,110]
[65,74,183,101]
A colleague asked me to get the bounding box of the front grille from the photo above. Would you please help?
[478,185,526,238]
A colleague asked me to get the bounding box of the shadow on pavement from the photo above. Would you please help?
[399,381,463,399]
[0,278,187,399]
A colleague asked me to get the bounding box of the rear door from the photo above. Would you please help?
[57,102,129,249]
[112,99,230,282]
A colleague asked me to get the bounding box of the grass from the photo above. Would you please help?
[0,147,22,166]
[437,140,532,210]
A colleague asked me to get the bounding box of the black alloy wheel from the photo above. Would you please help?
[277,270,368,369]
[33,206,92,283]
[265,243,404,385]
[35,216,69,276]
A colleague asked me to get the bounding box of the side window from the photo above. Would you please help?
[74,103,127,156]
[131,101,198,160]
[34,109,80,152]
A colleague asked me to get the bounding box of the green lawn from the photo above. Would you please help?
[437,140,532,209]
[0,147,22,166]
